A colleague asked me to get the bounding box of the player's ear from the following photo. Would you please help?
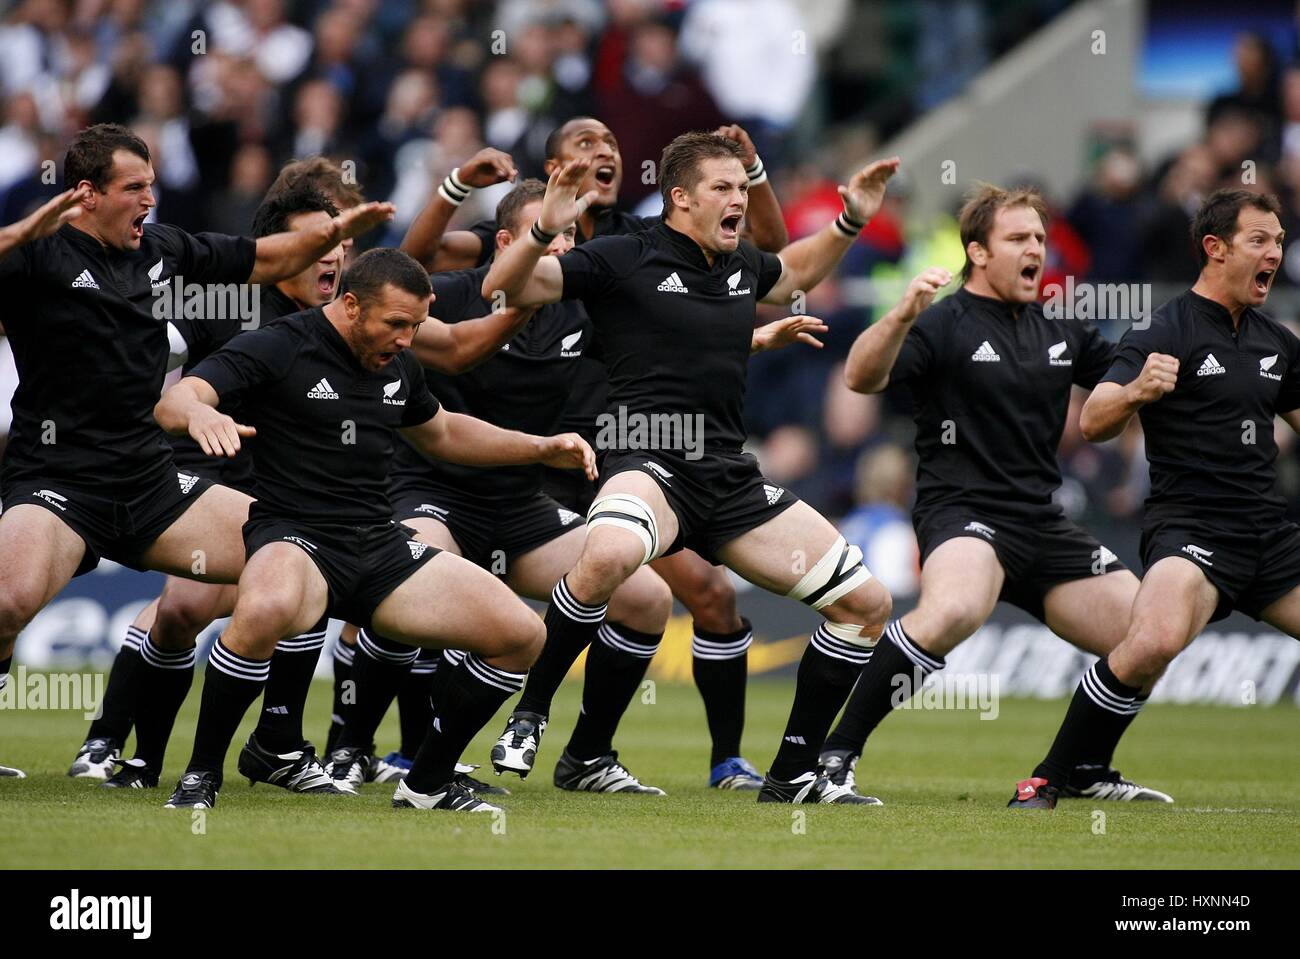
[670,185,691,213]
[496,228,513,253]
[966,241,987,269]
[1202,233,1225,264]
[542,157,559,177]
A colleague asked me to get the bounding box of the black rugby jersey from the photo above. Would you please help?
[390,264,591,498]
[188,309,440,524]
[557,221,783,454]
[0,222,255,489]
[1101,289,1300,527]
[890,287,1115,520]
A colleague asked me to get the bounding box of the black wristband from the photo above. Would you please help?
[530,221,557,245]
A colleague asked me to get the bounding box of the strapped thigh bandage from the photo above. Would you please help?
[586,493,661,566]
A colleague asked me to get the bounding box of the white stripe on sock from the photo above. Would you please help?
[691,631,752,660]
[810,624,872,665]
[208,640,270,681]
[462,654,525,693]
[598,624,661,659]
[551,578,607,623]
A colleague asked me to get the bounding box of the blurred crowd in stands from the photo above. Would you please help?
[2,0,1298,597]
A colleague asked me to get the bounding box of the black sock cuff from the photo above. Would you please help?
[886,620,944,673]
[410,648,441,675]
[123,626,147,651]
[208,637,270,682]
[357,628,419,665]
[462,654,526,693]
[140,634,197,670]
[597,621,662,659]
[332,640,356,666]
[1081,659,1141,715]
[809,623,874,666]
[274,628,327,655]
[551,576,608,623]
[692,617,752,660]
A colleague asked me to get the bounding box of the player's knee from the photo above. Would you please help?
[829,579,892,634]
[680,569,737,627]
[151,596,214,649]
[610,569,673,630]
[230,590,300,642]
[1126,625,1184,678]
[916,595,985,646]
[0,582,45,641]
[574,536,643,596]
[500,610,546,669]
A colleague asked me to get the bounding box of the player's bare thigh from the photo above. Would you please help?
[0,504,88,652]
[1041,569,1141,658]
[900,537,1005,656]
[1106,557,1219,686]
[221,542,331,658]
[138,484,253,584]
[567,470,680,603]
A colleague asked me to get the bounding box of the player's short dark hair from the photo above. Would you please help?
[250,183,339,239]
[1190,189,1282,267]
[659,132,744,208]
[268,156,365,209]
[64,123,150,191]
[495,178,548,235]
[545,117,599,161]
[338,248,431,305]
[957,182,1049,283]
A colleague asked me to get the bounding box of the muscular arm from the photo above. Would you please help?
[249,201,395,283]
[410,307,536,373]
[844,268,950,392]
[402,149,517,271]
[0,185,90,262]
[400,408,595,478]
[154,376,254,456]
[762,157,900,305]
[1283,409,1300,434]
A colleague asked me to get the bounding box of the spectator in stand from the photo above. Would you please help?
[839,444,919,601]
[1067,145,1145,282]
[597,16,725,207]
[1207,32,1281,162]
[1140,142,1216,284]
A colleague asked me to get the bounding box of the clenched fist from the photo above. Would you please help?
[1128,352,1179,404]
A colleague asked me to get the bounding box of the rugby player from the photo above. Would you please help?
[0,124,393,779]
[817,184,1167,806]
[407,121,792,788]
[1012,189,1300,808]
[156,248,596,811]
[480,133,896,800]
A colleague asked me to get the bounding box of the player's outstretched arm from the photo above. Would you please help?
[411,306,537,373]
[715,124,788,252]
[751,315,828,354]
[0,185,91,261]
[154,376,255,457]
[249,201,396,284]
[762,157,900,305]
[401,148,517,271]
[1079,353,1178,442]
[844,267,950,392]
[481,157,595,307]
[401,409,596,479]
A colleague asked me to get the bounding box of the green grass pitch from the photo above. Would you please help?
[2,677,1296,869]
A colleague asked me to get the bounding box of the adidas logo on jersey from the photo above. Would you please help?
[1181,544,1214,566]
[407,540,429,560]
[307,378,339,399]
[964,521,996,539]
[1260,354,1282,381]
[1196,353,1226,377]
[34,489,68,511]
[557,508,581,526]
[176,472,199,495]
[561,330,583,357]
[727,269,751,296]
[763,483,784,505]
[382,379,405,405]
[657,271,688,293]
[971,341,1000,362]
[1048,340,1072,366]
[71,269,99,290]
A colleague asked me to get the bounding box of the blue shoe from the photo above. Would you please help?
[710,757,764,790]
[370,751,412,784]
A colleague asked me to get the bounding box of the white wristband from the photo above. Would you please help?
[438,167,472,206]
[746,156,768,187]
